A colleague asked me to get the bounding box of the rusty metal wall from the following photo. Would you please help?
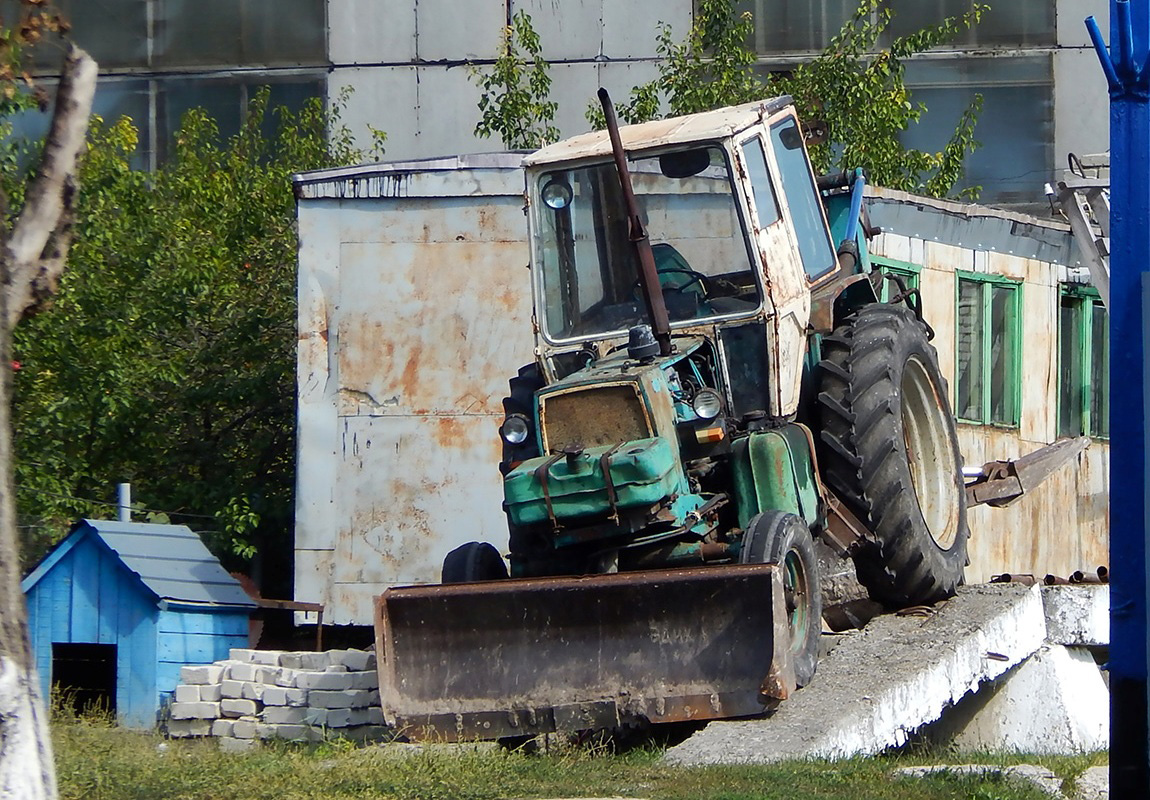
[869,189,1108,585]
[294,157,536,624]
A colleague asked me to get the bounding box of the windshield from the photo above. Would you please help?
[534,145,760,341]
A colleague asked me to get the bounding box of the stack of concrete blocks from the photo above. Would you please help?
[166,648,387,750]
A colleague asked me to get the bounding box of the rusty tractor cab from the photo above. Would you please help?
[374,93,1084,742]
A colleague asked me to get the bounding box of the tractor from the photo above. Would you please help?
[373,91,1078,741]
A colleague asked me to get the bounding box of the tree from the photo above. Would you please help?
[586,0,985,199]
[11,90,380,581]
[471,10,559,150]
[0,5,96,797]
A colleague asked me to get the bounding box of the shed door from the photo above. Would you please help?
[52,642,116,715]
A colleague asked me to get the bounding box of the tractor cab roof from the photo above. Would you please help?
[522,96,795,168]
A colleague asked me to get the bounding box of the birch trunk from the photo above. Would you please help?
[0,44,97,800]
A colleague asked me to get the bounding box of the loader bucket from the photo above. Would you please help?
[374,564,795,741]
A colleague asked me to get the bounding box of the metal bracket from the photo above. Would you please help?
[965,436,1091,509]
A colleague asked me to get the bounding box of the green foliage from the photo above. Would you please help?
[587,0,985,199]
[472,10,559,150]
[777,0,986,198]
[12,89,379,568]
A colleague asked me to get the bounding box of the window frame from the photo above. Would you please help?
[871,255,921,302]
[1057,284,1109,439]
[954,270,1022,427]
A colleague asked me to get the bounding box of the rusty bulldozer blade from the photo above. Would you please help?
[374,563,795,741]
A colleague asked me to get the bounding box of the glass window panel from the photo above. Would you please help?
[13,0,150,70]
[901,57,1052,207]
[740,137,780,227]
[956,279,983,420]
[1090,301,1109,437]
[769,117,835,279]
[735,0,856,53]
[888,0,1054,48]
[1058,297,1083,437]
[988,285,1014,424]
[157,78,243,161]
[155,0,325,67]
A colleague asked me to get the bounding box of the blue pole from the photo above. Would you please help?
[1090,2,1150,793]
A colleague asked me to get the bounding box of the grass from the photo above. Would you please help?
[51,713,1107,800]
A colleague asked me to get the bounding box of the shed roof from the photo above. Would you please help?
[22,519,256,608]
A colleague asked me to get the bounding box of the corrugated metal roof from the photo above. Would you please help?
[523,97,793,167]
[79,519,256,608]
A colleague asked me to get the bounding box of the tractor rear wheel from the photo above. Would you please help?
[817,304,969,606]
[740,511,821,687]
[442,542,509,584]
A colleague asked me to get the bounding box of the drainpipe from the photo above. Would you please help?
[1087,2,1150,792]
[118,483,131,523]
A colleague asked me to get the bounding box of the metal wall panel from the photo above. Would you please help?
[413,66,492,158]
[602,0,692,59]
[331,66,420,159]
[517,0,604,61]
[329,0,417,64]
[294,170,535,625]
[417,0,505,61]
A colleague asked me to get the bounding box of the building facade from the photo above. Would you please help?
[26,1,1109,208]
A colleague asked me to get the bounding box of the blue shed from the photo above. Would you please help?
[21,519,255,728]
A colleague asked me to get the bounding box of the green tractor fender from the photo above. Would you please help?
[731,423,821,531]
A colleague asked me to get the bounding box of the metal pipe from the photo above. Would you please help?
[1087,15,1122,90]
[842,170,866,245]
[597,88,672,356]
[1044,574,1070,586]
[117,483,131,522]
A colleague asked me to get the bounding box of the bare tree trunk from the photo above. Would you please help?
[0,44,97,800]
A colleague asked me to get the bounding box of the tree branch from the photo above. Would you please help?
[4,44,97,327]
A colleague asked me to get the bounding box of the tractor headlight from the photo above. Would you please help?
[541,179,573,210]
[500,414,530,445]
[691,389,722,420]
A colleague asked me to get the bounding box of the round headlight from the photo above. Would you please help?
[691,389,722,420]
[541,179,573,210]
[500,414,530,445]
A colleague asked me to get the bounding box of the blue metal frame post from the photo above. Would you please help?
[1089,2,1150,792]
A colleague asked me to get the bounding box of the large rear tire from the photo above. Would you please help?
[740,511,821,687]
[817,304,969,606]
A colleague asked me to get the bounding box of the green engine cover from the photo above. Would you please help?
[504,437,682,526]
[731,424,820,529]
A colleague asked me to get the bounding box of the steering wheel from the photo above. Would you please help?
[634,267,713,297]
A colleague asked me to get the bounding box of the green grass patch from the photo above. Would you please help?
[52,715,1107,800]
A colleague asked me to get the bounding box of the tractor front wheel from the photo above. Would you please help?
[740,511,822,687]
[442,542,509,584]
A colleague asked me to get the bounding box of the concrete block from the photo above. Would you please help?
[220,680,245,699]
[231,718,259,739]
[338,649,374,672]
[170,702,221,720]
[286,688,309,707]
[258,723,322,742]
[264,706,309,725]
[167,718,213,738]
[179,665,224,685]
[350,670,378,690]
[250,651,284,666]
[261,686,288,706]
[229,648,258,663]
[228,662,278,683]
[1073,765,1108,799]
[308,689,376,709]
[1042,585,1109,646]
[173,685,200,703]
[298,671,353,691]
[275,668,299,688]
[221,698,261,718]
[325,664,349,673]
[304,708,329,727]
[346,708,371,727]
[323,708,353,728]
[218,736,259,754]
[241,682,265,701]
[200,683,222,702]
[211,719,235,737]
[665,584,1049,764]
[279,652,331,671]
[944,644,1109,754]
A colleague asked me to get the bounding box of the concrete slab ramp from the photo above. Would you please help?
[664,583,1047,765]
